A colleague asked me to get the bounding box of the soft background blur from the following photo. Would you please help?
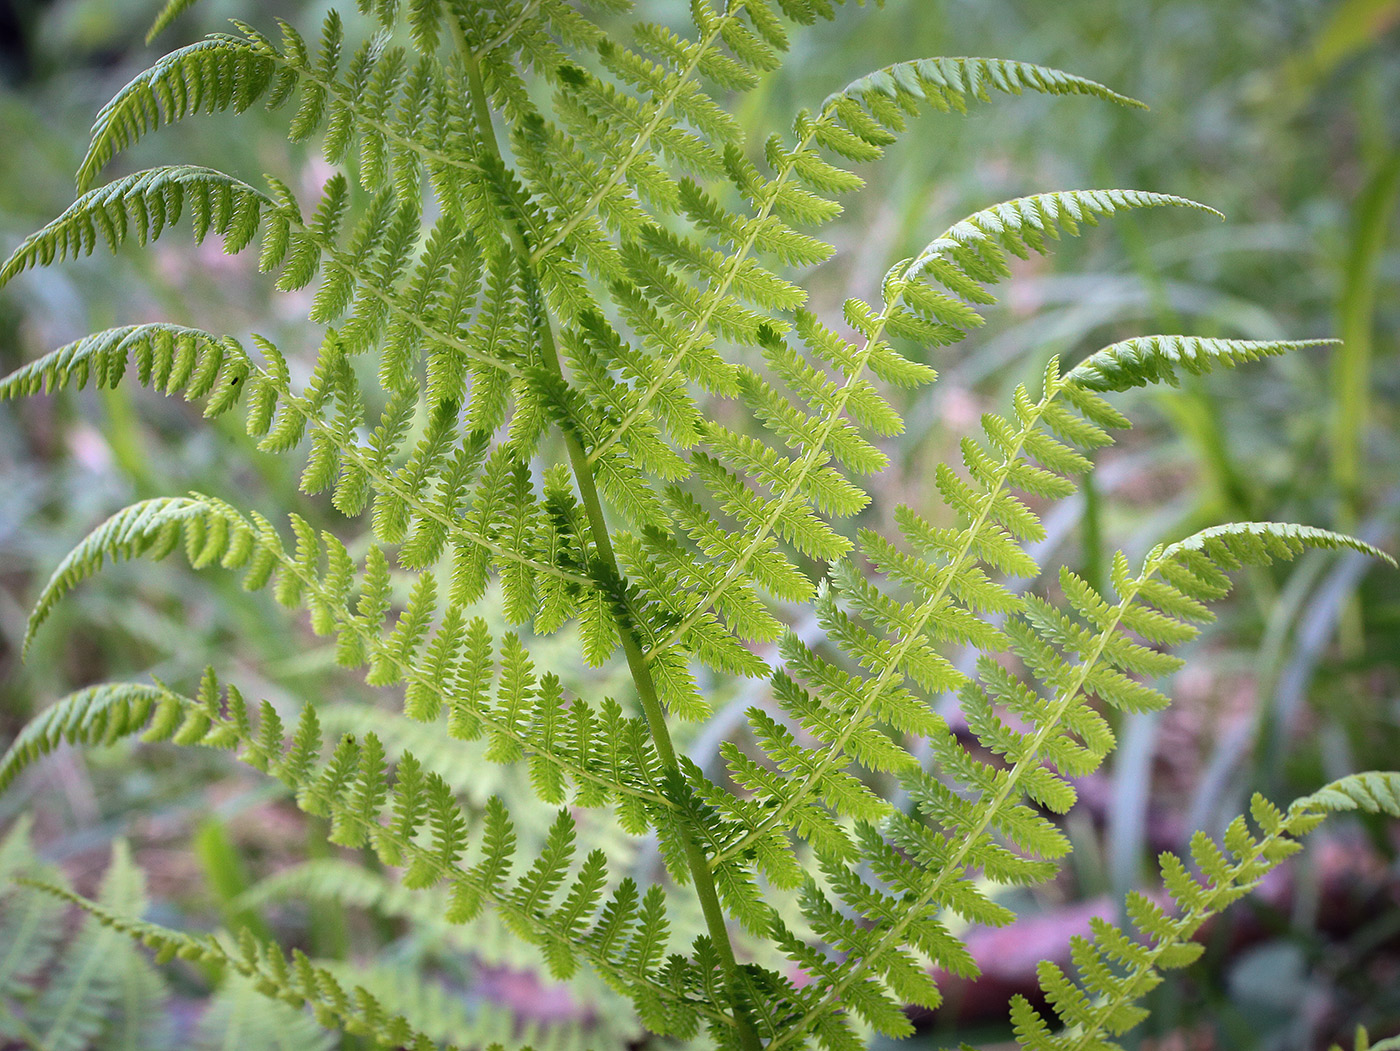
[0,0,1397,1048]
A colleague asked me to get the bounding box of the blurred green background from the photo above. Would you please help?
[0,0,1397,1048]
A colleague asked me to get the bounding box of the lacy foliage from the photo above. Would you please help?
[1,1,1396,1049]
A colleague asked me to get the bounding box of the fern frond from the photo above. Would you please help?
[762,519,1392,1050]
[703,327,1322,897]
[22,497,213,653]
[1068,336,1338,391]
[14,492,667,817]
[581,55,1148,507]
[906,189,1222,285]
[79,38,275,191]
[1292,770,1400,816]
[8,4,1395,1050]
[0,167,276,286]
[26,843,155,1051]
[631,193,1212,724]
[1009,771,1400,1051]
[827,56,1145,116]
[317,958,641,1051]
[0,324,252,410]
[0,683,171,793]
[5,679,714,1038]
[0,323,575,609]
[1158,521,1395,571]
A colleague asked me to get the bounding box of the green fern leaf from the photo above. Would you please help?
[0,167,277,286]
[80,37,274,190]
[1068,335,1338,391]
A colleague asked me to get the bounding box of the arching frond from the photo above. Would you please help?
[1069,335,1339,391]
[78,38,275,191]
[0,167,277,285]
[0,683,172,793]
[827,55,1146,115]
[633,192,1215,720]
[761,522,1395,1051]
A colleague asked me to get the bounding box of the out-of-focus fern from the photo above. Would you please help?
[1,1,1397,1049]
[0,821,336,1050]
[1332,1026,1400,1051]
[191,975,338,1051]
[0,826,166,1051]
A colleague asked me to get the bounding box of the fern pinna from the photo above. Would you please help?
[0,1,1396,1049]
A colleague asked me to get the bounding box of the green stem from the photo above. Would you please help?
[452,19,761,1051]
[1331,150,1400,658]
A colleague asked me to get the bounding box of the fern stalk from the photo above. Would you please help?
[452,15,763,1051]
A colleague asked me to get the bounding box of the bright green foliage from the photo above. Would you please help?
[1006,771,1400,1051]
[1,1,1397,1049]
[1067,336,1339,391]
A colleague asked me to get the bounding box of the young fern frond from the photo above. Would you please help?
[2,1,1397,1049]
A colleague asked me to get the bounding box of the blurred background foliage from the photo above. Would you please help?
[0,0,1397,1048]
